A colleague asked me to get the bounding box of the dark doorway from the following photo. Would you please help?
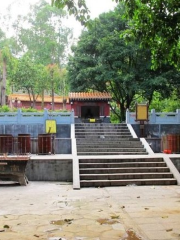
[81,106,100,118]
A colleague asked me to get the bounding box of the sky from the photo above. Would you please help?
[0,0,117,39]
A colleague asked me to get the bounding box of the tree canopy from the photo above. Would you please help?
[67,5,180,121]
[119,0,180,69]
[51,0,90,25]
[10,55,44,107]
[52,0,180,70]
[13,0,72,66]
[0,0,71,107]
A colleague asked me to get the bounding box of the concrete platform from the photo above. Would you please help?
[25,154,73,182]
[23,153,180,188]
[0,182,180,240]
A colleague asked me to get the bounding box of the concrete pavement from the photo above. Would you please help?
[0,182,180,240]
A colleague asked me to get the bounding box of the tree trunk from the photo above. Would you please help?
[32,94,36,108]
[1,59,7,106]
[120,104,126,122]
[52,83,54,111]
[51,71,54,111]
[41,89,44,109]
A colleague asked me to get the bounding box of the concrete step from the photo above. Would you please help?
[75,123,129,128]
[80,178,177,187]
[75,128,129,133]
[77,151,148,155]
[75,123,127,128]
[77,143,143,148]
[77,148,146,153]
[80,172,174,180]
[79,162,167,168]
[75,123,148,156]
[75,135,133,139]
[77,142,143,148]
[75,130,130,134]
[80,167,170,174]
[79,158,164,163]
[75,128,129,132]
[78,148,177,187]
[75,132,131,136]
[76,138,140,143]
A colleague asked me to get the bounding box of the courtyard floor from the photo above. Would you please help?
[0,182,180,240]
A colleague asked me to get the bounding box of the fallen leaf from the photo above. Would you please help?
[34,234,40,237]
[166,229,173,232]
[3,225,9,229]
[111,215,119,219]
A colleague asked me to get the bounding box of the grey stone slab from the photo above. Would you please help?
[139,223,165,231]
[133,217,163,224]
[145,230,175,240]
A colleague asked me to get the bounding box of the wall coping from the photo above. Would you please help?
[0,109,74,125]
[126,109,180,124]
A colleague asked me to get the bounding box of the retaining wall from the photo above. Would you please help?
[170,158,180,173]
[0,124,71,154]
[132,124,180,153]
[26,159,72,181]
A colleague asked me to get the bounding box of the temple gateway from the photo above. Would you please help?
[69,92,112,123]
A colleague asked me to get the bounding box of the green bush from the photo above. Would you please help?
[0,105,70,113]
[21,107,39,112]
[0,105,11,112]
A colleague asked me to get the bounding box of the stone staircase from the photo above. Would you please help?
[75,123,147,155]
[79,157,177,187]
[75,123,177,187]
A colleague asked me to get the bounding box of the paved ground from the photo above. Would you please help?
[0,182,180,240]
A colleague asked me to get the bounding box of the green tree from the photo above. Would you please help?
[46,63,67,110]
[67,5,180,121]
[18,0,72,67]
[11,55,44,108]
[52,0,180,70]
[118,0,180,70]
[51,0,90,25]
[0,0,70,105]
[0,47,11,105]
[0,28,13,106]
[67,6,141,121]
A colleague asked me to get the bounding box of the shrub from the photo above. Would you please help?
[0,105,11,112]
[21,107,39,112]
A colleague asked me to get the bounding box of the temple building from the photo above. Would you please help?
[8,92,112,122]
[69,92,111,123]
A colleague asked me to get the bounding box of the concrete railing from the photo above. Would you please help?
[0,109,74,125]
[126,109,180,124]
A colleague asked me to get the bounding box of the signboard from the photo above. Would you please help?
[46,120,57,133]
[90,118,96,123]
[136,103,149,121]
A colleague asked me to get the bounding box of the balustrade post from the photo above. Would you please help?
[126,109,130,124]
[150,109,156,124]
[71,109,74,124]
[44,109,48,122]
[17,108,22,124]
[176,109,180,123]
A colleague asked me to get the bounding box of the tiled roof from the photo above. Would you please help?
[8,94,69,103]
[69,92,111,100]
